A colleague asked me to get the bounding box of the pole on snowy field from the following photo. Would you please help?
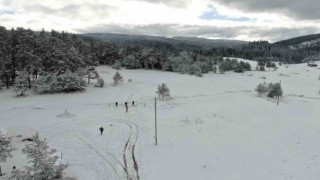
[155,98,158,145]
[277,80,281,106]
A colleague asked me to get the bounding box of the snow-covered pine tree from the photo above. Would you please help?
[255,82,268,96]
[0,131,14,176]
[9,133,69,180]
[113,71,123,85]
[189,64,202,77]
[268,83,283,98]
[112,60,122,70]
[86,67,99,84]
[13,70,29,97]
[213,65,218,74]
[244,62,251,71]
[156,83,170,100]
[95,77,104,87]
[123,54,140,69]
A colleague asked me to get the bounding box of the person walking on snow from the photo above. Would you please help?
[115,102,118,107]
[132,101,135,106]
[99,127,104,135]
[125,102,128,112]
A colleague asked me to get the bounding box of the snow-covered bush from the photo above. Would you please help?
[259,66,266,71]
[255,82,269,96]
[234,63,245,73]
[113,71,123,85]
[9,133,69,180]
[255,82,283,99]
[266,61,276,68]
[268,83,283,98]
[13,71,29,97]
[35,71,86,94]
[189,64,203,77]
[156,83,170,100]
[95,77,104,87]
[112,60,122,70]
[244,62,251,71]
[213,65,218,74]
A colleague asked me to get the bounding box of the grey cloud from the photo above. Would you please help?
[76,23,320,42]
[125,0,190,8]
[214,0,320,20]
[23,3,115,19]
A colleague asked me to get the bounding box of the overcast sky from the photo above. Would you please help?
[0,0,319,42]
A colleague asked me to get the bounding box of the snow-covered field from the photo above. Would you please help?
[1,60,320,180]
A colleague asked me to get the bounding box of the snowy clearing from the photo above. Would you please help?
[1,61,320,180]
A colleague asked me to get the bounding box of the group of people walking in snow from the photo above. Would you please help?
[115,101,135,112]
[99,100,135,135]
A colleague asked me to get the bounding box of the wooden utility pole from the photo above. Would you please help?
[155,98,158,145]
[277,80,281,106]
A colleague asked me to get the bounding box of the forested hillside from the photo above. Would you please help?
[1,26,319,95]
[83,33,247,51]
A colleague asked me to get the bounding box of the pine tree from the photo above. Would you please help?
[9,133,69,180]
[268,83,283,98]
[213,65,218,73]
[95,77,104,88]
[112,60,122,70]
[189,64,202,77]
[156,83,170,100]
[13,70,29,97]
[0,131,14,176]
[86,67,99,84]
[113,71,123,85]
[255,82,268,96]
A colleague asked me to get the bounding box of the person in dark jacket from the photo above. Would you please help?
[132,101,135,106]
[99,127,104,135]
[115,102,118,107]
[125,102,128,112]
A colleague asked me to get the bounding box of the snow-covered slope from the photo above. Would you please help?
[1,60,320,180]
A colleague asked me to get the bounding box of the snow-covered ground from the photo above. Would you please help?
[1,60,320,180]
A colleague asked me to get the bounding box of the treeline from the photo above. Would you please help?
[0,26,106,90]
[227,41,320,63]
[2,26,248,94]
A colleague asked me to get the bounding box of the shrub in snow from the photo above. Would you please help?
[156,83,170,100]
[255,82,269,96]
[0,131,14,176]
[234,63,245,73]
[13,71,29,97]
[9,133,69,180]
[213,65,218,74]
[244,62,251,71]
[112,60,122,70]
[95,77,104,87]
[266,61,276,68]
[35,71,86,94]
[267,83,283,98]
[113,71,123,85]
[259,66,266,71]
[189,64,203,77]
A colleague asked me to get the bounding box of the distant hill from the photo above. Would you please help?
[82,33,247,51]
[172,36,247,49]
[274,33,320,47]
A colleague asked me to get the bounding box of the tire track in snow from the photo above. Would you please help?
[77,134,134,180]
